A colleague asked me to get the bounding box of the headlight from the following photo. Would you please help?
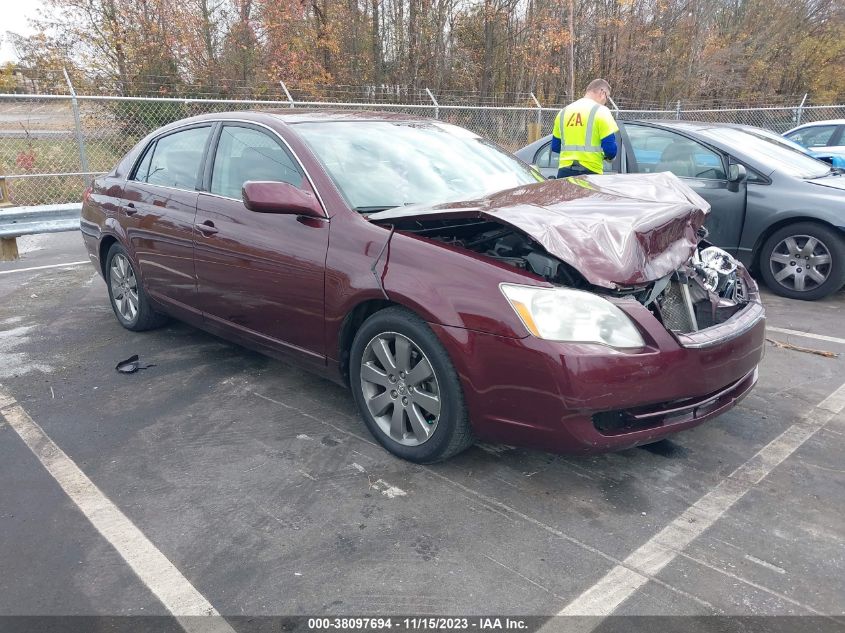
[500,283,645,348]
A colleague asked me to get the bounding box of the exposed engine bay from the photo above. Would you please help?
[395,217,751,334]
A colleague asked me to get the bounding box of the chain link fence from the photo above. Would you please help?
[1,91,844,207]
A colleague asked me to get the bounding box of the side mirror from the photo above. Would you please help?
[728,163,747,183]
[242,181,324,218]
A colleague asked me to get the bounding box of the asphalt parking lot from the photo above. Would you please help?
[1,233,844,631]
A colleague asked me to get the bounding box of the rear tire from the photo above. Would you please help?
[105,243,168,331]
[349,307,474,463]
[759,222,845,301]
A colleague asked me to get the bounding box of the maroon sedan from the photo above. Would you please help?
[81,111,765,462]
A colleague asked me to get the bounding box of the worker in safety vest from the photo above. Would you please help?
[551,79,619,178]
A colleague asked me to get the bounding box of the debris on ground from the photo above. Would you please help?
[766,338,839,358]
[115,354,156,374]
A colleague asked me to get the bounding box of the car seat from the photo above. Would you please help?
[655,142,698,178]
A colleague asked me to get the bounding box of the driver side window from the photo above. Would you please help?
[627,126,726,180]
[210,125,304,200]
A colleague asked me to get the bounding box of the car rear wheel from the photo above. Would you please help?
[759,222,845,301]
[105,243,167,331]
[349,307,474,463]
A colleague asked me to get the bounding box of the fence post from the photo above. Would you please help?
[63,68,90,187]
[676,100,682,120]
[795,93,808,126]
[0,177,10,208]
[425,88,439,120]
[528,92,543,143]
[0,176,16,260]
[279,81,295,108]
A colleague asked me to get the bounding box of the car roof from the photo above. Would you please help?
[788,119,845,129]
[268,109,429,123]
[626,119,745,133]
[209,109,431,124]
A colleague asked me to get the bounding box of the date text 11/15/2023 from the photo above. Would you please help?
[307,617,529,630]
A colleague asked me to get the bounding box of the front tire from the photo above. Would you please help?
[105,243,167,331]
[759,222,845,301]
[349,307,474,463]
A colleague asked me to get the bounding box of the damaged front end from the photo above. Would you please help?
[368,173,763,345]
[653,244,752,334]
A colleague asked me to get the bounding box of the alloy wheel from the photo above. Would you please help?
[768,234,832,293]
[359,332,441,446]
[110,253,139,322]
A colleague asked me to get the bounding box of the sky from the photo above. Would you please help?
[1,0,45,63]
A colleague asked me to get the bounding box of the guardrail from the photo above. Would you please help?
[0,203,82,261]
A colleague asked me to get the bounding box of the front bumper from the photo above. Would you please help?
[430,296,766,454]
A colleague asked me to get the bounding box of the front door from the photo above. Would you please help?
[624,124,747,251]
[194,123,330,360]
[121,124,213,311]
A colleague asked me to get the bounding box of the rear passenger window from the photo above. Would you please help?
[134,143,155,182]
[785,125,838,148]
[210,125,304,200]
[136,126,211,189]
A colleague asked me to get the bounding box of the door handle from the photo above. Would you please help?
[196,220,219,235]
[125,202,138,215]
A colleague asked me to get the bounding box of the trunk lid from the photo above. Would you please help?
[368,172,710,288]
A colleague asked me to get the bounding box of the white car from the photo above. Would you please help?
[784,119,845,166]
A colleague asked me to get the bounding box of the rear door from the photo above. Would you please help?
[194,123,330,360]
[121,124,213,311]
[624,123,747,251]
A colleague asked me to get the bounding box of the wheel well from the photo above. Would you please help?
[98,235,118,277]
[338,299,398,385]
[751,218,843,273]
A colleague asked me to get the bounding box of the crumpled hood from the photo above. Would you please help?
[368,172,710,288]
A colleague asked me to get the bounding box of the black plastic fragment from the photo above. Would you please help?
[115,354,156,374]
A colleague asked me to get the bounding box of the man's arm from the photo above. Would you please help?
[601,133,617,160]
[598,109,619,160]
[551,111,562,153]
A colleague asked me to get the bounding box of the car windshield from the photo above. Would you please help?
[699,127,831,179]
[293,121,540,211]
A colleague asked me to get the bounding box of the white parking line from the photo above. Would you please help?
[558,379,845,619]
[252,390,716,608]
[0,260,91,275]
[0,390,235,633]
[767,326,845,346]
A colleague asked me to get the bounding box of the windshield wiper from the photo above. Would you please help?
[806,167,841,179]
[355,205,399,213]
[355,203,420,213]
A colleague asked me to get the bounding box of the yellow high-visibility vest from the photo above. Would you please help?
[552,97,619,174]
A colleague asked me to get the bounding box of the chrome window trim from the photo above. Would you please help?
[126,118,329,218]
[196,189,328,220]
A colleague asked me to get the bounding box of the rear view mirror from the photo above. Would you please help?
[728,164,747,183]
[242,181,324,218]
